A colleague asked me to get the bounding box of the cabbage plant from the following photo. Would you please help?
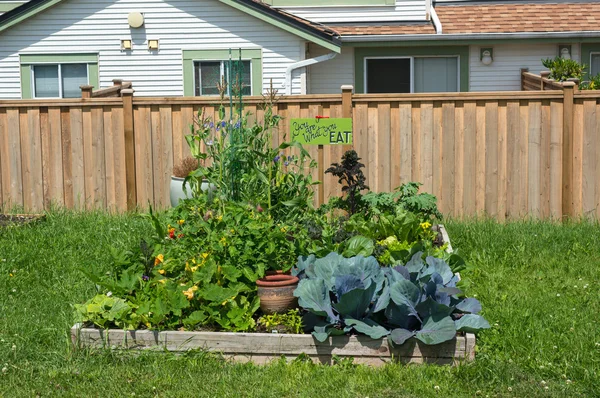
[292,253,489,345]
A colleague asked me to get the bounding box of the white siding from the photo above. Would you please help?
[277,0,427,23]
[308,44,354,94]
[469,43,581,91]
[0,0,308,98]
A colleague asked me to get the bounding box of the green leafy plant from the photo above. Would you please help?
[580,73,600,90]
[542,57,586,82]
[256,309,303,334]
[325,150,368,215]
[292,252,489,345]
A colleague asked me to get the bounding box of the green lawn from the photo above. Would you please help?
[0,211,598,397]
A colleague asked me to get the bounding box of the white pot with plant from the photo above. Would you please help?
[170,157,215,207]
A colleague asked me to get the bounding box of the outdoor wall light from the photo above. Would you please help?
[480,48,493,66]
[128,12,144,28]
[560,45,571,60]
[121,39,132,50]
[148,40,159,51]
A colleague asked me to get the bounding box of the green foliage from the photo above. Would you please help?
[75,198,307,331]
[292,252,489,344]
[580,73,600,90]
[541,57,586,82]
[257,309,304,334]
[325,150,368,215]
[185,104,318,221]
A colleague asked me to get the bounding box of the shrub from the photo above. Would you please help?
[580,73,600,90]
[541,57,586,82]
[172,156,199,178]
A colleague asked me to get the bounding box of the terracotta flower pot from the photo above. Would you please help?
[256,274,299,315]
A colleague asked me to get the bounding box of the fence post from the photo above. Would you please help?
[341,85,354,153]
[121,89,137,211]
[562,82,576,219]
[540,71,550,90]
[80,85,93,98]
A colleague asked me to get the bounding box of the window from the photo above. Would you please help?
[183,49,262,96]
[33,63,88,98]
[591,53,600,76]
[20,54,98,99]
[365,56,459,94]
[194,60,251,96]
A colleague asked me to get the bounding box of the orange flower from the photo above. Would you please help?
[154,254,164,266]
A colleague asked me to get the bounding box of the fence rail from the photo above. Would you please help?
[1,87,600,219]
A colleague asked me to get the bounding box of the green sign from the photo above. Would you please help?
[290,118,353,145]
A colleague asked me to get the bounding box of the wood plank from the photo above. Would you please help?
[4,110,22,207]
[454,102,464,217]
[527,101,542,217]
[134,106,152,207]
[399,103,412,185]
[82,107,93,209]
[462,102,477,216]
[48,107,64,208]
[432,102,442,209]
[19,109,31,210]
[0,109,10,207]
[29,108,44,211]
[390,102,401,190]
[40,108,51,209]
[420,102,434,194]
[411,104,421,185]
[112,106,127,211]
[180,105,194,159]
[572,101,584,216]
[519,101,529,217]
[581,100,596,217]
[549,101,563,219]
[103,106,116,211]
[69,108,85,209]
[171,105,184,170]
[497,102,508,222]
[506,101,520,219]
[475,101,486,215]
[91,107,106,209]
[61,108,73,209]
[539,101,551,218]
[441,102,455,216]
[484,102,498,217]
[377,102,391,192]
[596,101,600,219]
[367,103,378,191]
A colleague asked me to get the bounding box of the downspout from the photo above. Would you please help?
[430,3,443,35]
[285,52,338,95]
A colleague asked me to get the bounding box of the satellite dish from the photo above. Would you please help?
[128,12,144,28]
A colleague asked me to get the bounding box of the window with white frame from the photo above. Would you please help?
[591,53,600,76]
[32,63,88,98]
[194,60,251,96]
[365,56,459,94]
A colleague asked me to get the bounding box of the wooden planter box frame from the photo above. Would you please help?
[71,324,475,366]
[71,222,473,365]
[0,213,46,227]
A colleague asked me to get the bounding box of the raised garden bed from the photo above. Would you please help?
[0,214,45,227]
[71,324,475,366]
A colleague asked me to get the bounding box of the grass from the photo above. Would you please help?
[0,211,599,397]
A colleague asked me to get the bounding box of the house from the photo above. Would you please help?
[0,0,599,99]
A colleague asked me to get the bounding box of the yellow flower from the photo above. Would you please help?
[183,289,194,300]
[158,269,166,275]
[191,266,198,272]
[216,215,223,222]
[201,252,209,260]
[280,227,287,233]
[177,219,185,225]
[158,279,166,284]
[191,286,198,292]
[420,221,432,230]
[168,227,176,234]
[154,254,164,266]
[9,273,13,277]
[230,229,235,234]
[220,237,227,246]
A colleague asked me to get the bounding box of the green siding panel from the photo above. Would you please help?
[581,43,600,79]
[183,49,263,96]
[20,64,31,99]
[354,46,470,93]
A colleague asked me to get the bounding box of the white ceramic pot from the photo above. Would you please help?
[170,177,215,207]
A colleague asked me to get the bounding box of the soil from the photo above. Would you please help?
[0,214,44,227]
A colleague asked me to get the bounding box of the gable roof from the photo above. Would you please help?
[0,0,341,52]
[436,2,600,34]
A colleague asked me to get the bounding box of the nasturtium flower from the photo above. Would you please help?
[154,254,164,266]
[158,269,166,275]
[201,252,209,260]
[420,221,432,230]
[177,219,185,225]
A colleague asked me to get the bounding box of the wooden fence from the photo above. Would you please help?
[521,69,580,91]
[1,86,600,219]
